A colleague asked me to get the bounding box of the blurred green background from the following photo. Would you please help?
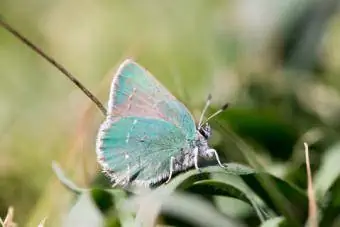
[1,0,340,226]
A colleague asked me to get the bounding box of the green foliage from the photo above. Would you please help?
[54,160,339,226]
[1,0,340,226]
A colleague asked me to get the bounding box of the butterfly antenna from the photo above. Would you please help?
[202,103,229,125]
[198,94,212,129]
[0,16,107,116]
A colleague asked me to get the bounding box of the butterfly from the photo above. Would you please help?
[96,59,227,187]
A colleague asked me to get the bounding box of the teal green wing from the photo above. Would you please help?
[107,59,196,140]
[96,116,192,186]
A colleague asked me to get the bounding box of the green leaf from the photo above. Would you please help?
[161,164,308,226]
[90,188,134,227]
[213,196,254,219]
[160,193,245,227]
[241,173,308,226]
[90,188,115,214]
[125,190,244,227]
[319,176,340,227]
[64,192,104,227]
[161,165,271,222]
[167,163,255,190]
[184,176,269,222]
[314,142,340,199]
[260,217,285,227]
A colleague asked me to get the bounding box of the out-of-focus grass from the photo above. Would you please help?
[1,0,340,226]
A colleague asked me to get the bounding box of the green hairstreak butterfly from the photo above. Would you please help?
[96,59,227,187]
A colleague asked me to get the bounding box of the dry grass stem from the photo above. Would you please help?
[304,142,318,227]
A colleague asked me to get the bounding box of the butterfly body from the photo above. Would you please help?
[96,59,215,187]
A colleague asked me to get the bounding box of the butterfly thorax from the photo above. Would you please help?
[172,130,212,171]
[195,131,214,159]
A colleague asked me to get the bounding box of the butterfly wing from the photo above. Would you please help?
[97,116,190,185]
[96,59,197,185]
[108,59,196,139]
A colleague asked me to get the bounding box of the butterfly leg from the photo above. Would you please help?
[165,156,176,184]
[207,149,225,168]
[194,147,201,172]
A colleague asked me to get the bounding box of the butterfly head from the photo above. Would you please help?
[198,95,229,140]
[199,122,212,140]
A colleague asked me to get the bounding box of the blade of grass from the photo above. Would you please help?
[52,161,86,194]
[216,123,303,226]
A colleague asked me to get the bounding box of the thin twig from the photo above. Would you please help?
[0,16,107,116]
[304,142,318,227]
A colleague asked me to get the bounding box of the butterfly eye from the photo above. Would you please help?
[199,123,212,139]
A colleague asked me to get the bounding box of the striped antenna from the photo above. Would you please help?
[198,94,212,129]
[202,102,229,126]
